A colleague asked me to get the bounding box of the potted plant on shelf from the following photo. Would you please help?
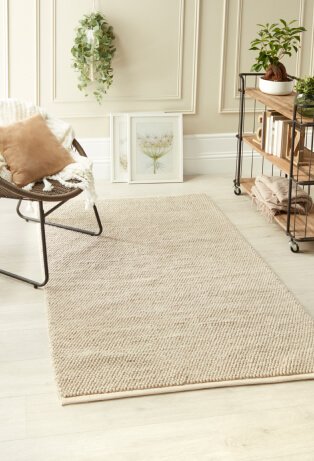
[295,76,314,117]
[249,19,306,95]
[71,12,116,104]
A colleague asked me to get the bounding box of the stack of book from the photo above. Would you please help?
[256,110,291,157]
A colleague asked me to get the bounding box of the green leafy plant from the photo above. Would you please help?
[295,76,314,117]
[71,12,116,103]
[295,76,314,95]
[250,19,306,81]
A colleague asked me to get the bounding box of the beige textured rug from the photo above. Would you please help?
[46,194,314,405]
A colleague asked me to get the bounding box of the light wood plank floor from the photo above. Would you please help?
[1,175,314,461]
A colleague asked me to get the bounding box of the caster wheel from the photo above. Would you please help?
[234,187,242,196]
[289,240,299,253]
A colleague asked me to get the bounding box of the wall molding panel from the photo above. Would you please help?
[34,0,40,105]
[310,6,314,74]
[48,0,199,116]
[5,0,40,103]
[0,0,9,99]
[189,0,200,115]
[295,0,305,76]
[232,0,243,100]
[52,0,186,103]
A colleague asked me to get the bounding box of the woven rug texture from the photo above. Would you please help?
[45,194,314,404]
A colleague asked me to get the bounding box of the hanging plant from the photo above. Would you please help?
[71,12,116,103]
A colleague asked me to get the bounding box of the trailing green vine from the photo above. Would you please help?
[71,12,116,103]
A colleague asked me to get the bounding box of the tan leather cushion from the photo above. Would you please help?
[0,114,75,187]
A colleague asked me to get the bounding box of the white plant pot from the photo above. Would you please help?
[259,77,294,95]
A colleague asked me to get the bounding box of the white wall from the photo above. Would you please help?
[1,0,314,173]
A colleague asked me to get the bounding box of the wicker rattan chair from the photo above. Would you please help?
[0,138,102,288]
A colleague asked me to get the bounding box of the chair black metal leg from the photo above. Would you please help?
[1,200,103,288]
[38,201,49,288]
[0,201,49,288]
[16,200,103,236]
[92,205,103,236]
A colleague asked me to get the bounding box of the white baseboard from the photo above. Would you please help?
[78,138,111,180]
[78,133,255,180]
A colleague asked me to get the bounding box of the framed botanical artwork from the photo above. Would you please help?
[128,113,183,183]
[110,113,128,182]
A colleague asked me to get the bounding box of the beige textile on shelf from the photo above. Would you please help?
[45,194,314,405]
[251,175,313,218]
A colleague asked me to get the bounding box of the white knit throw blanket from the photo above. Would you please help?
[251,175,313,220]
[0,99,96,208]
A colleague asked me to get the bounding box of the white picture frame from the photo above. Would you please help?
[128,113,183,183]
[110,113,128,182]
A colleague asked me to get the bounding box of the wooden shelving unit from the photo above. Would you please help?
[234,73,314,252]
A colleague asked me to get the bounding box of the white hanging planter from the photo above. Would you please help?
[86,29,96,81]
[86,29,95,44]
[259,77,294,96]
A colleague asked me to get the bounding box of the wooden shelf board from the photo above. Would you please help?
[246,88,314,123]
[240,177,314,239]
[243,135,314,182]
[274,211,314,239]
[240,178,255,195]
